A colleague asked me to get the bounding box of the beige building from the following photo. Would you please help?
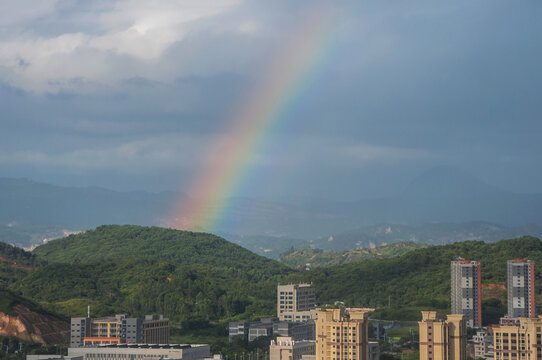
[418,311,466,360]
[315,308,370,360]
[493,316,542,360]
[270,336,316,360]
[278,284,317,322]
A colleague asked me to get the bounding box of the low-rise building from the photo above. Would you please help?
[274,321,315,341]
[27,356,83,360]
[71,314,169,347]
[229,318,282,342]
[367,342,379,360]
[472,329,493,360]
[270,336,315,360]
[68,344,210,360]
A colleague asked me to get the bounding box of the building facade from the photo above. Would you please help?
[315,308,370,360]
[418,311,467,360]
[367,343,379,360]
[278,284,316,322]
[68,344,210,360]
[71,315,169,347]
[270,337,316,360]
[472,330,494,360]
[493,316,542,360]
[274,321,315,341]
[228,321,250,342]
[143,315,170,344]
[507,260,536,318]
[451,259,482,328]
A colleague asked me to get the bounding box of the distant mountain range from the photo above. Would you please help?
[230,221,542,258]
[1,167,542,249]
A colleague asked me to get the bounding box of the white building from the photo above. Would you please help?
[68,344,210,360]
[270,337,315,360]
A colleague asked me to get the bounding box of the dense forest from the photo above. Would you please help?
[2,226,542,343]
[284,236,542,325]
[14,225,292,322]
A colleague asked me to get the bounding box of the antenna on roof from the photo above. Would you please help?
[88,305,91,318]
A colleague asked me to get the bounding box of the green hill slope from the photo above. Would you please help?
[0,242,43,287]
[14,225,291,322]
[279,242,430,268]
[284,236,542,324]
[33,225,286,275]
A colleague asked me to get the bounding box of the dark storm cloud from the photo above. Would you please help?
[0,0,541,197]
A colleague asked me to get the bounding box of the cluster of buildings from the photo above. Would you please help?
[419,258,540,360]
[266,284,378,360]
[451,259,535,328]
[70,314,170,347]
[229,284,317,343]
[29,257,541,360]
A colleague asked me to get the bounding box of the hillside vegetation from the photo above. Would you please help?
[0,242,42,287]
[284,236,541,324]
[15,225,291,323]
[279,242,429,268]
[33,225,286,276]
[4,226,542,330]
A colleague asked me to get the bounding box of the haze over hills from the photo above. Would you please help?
[1,167,542,250]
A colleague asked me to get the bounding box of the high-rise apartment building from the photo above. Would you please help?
[277,284,316,322]
[451,259,482,327]
[507,259,535,318]
[493,316,542,360]
[315,308,370,360]
[418,311,466,360]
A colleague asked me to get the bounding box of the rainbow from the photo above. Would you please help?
[170,9,338,233]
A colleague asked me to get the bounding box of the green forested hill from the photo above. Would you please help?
[33,225,287,275]
[279,242,430,268]
[4,228,542,329]
[0,241,43,287]
[284,236,542,324]
[13,225,291,323]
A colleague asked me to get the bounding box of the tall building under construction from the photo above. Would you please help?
[451,259,482,328]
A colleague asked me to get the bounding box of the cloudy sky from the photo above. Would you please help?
[1,0,541,200]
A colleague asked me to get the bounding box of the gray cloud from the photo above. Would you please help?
[0,0,541,198]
